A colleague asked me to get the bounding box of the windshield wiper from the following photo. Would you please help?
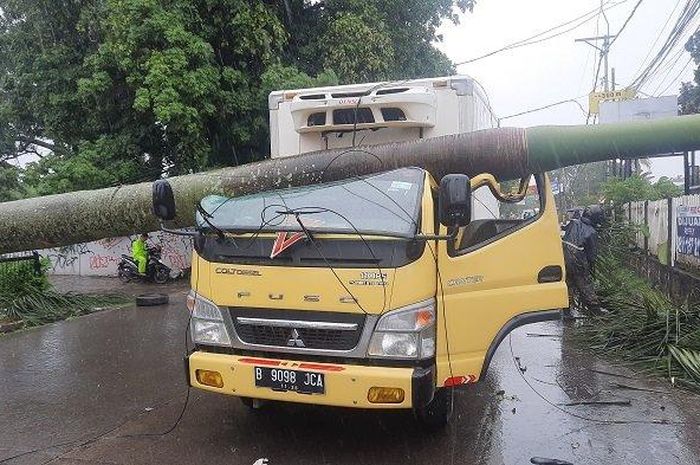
[196,201,230,243]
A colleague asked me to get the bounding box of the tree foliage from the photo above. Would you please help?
[680,31,700,114]
[0,0,476,199]
[551,162,609,211]
[601,174,682,206]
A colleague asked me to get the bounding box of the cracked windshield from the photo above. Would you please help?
[1,1,700,465]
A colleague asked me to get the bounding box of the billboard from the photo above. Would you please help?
[599,95,678,124]
[589,88,636,114]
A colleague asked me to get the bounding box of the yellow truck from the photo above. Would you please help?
[155,163,567,427]
[147,78,700,428]
[147,76,573,428]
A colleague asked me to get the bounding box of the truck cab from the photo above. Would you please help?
[178,166,568,427]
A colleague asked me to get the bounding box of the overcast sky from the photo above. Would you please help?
[437,0,698,179]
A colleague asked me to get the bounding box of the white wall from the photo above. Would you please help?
[40,230,192,277]
[626,193,700,270]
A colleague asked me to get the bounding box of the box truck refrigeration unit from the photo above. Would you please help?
[268,76,500,220]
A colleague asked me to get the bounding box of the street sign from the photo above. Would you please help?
[589,88,636,114]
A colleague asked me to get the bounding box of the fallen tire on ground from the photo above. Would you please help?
[136,293,169,307]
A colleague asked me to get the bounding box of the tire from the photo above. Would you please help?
[415,388,454,430]
[239,397,266,410]
[153,266,170,284]
[135,293,169,307]
[117,267,131,284]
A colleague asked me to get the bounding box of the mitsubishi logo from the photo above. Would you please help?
[287,329,305,347]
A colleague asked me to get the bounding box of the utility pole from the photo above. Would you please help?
[577,33,617,177]
[611,67,616,91]
[577,2,618,176]
[575,34,616,91]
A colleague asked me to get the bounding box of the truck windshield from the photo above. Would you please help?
[199,167,424,237]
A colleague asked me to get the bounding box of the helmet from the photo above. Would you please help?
[583,205,604,226]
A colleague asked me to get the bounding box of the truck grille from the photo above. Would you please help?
[230,309,365,351]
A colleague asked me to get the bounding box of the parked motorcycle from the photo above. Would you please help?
[117,245,171,284]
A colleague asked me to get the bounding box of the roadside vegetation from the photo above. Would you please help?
[0,0,476,201]
[0,258,128,332]
[573,223,700,391]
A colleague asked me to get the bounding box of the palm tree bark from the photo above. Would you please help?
[2,114,700,254]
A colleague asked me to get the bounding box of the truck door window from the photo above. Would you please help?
[450,175,544,255]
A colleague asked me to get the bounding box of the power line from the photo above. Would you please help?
[631,0,700,91]
[455,0,630,66]
[655,55,694,95]
[632,0,684,79]
[609,0,645,47]
[644,13,700,94]
[583,3,609,124]
[581,0,644,98]
[498,96,589,123]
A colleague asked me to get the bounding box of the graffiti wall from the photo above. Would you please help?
[40,231,192,277]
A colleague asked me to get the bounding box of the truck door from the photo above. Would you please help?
[435,174,568,386]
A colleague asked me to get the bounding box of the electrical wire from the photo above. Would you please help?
[287,207,386,315]
[336,173,458,390]
[582,0,645,124]
[631,0,700,92]
[508,334,700,426]
[2,264,199,465]
[608,0,645,48]
[652,51,694,95]
[498,97,589,123]
[455,0,630,66]
[632,0,684,79]
[349,79,410,147]
[656,55,695,95]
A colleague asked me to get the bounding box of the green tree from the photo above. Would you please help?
[282,0,475,84]
[601,174,682,206]
[0,162,27,201]
[549,162,608,213]
[680,31,700,114]
[0,0,477,197]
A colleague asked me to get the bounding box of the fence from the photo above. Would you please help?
[625,193,700,304]
[0,252,41,276]
[625,193,700,270]
[0,252,42,293]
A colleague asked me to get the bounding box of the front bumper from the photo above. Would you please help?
[187,351,434,409]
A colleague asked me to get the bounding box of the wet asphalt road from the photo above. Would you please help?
[1,277,699,465]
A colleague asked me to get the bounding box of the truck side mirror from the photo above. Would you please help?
[439,174,472,228]
[152,179,176,221]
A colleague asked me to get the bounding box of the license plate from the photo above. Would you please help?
[254,367,325,394]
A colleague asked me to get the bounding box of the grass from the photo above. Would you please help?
[1,283,130,331]
[572,223,700,391]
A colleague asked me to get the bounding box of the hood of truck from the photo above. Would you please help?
[190,246,436,315]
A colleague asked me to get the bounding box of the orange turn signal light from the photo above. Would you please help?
[367,387,405,404]
[195,369,224,388]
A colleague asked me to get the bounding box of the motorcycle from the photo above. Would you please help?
[117,245,171,284]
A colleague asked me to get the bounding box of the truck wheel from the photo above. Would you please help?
[240,397,267,410]
[415,388,453,430]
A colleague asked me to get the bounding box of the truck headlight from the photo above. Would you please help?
[368,299,435,359]
[186,291,231,346]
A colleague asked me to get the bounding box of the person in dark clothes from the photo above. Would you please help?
[562,207,603,316]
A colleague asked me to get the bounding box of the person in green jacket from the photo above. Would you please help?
[132,233,149,275]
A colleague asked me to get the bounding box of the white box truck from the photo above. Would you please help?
[268,75,499,219]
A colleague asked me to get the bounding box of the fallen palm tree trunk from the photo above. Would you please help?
[2,114,700,254]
